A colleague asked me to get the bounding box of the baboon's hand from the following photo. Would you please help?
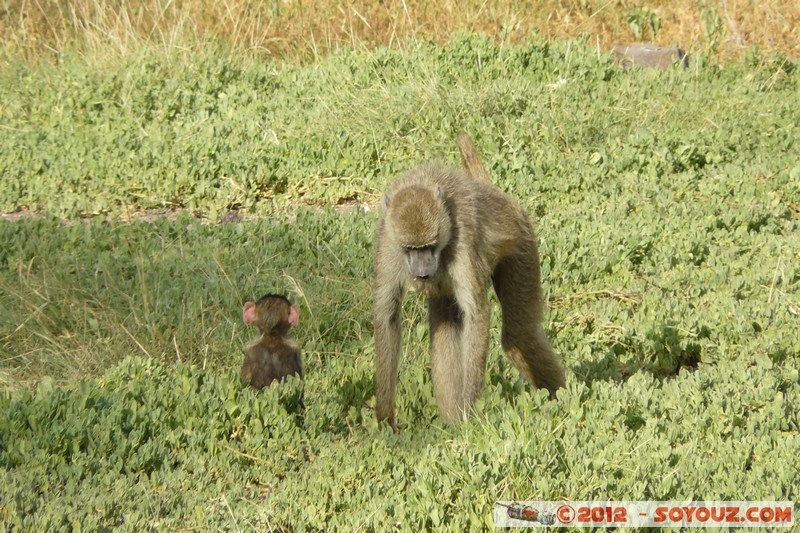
[377,416,400,433]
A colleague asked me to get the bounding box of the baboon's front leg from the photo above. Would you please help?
[459,288,491,414]
[374,283,403,429]
[429,295,465,422]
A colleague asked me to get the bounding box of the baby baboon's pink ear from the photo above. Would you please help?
[288,304,300,327]
[243,302,257,324]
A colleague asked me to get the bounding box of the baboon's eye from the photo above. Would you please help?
[406,245,436,254]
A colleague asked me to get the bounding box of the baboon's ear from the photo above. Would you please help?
[382,193,391,210]
[435,186,445,203]
[243,302,257,324]
[288,304,300,327]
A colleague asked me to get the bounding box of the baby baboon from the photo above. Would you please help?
[241,294,303,391]
[373,134,565,428]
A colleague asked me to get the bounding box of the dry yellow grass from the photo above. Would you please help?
[1,0,798,62]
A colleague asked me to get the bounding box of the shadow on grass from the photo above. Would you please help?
[571,321,708,387]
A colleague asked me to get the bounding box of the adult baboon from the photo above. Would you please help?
[373,135,565,428]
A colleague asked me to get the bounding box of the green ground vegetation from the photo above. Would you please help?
[1,34,799,530]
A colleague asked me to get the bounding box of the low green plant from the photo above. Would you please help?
[1,35,799,529]
[626,7,663,42]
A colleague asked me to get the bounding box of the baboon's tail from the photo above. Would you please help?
[456,133,491,182]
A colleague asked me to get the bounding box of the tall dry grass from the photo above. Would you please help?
[1,0,798,63]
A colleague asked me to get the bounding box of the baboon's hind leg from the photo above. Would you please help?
[492,254,565,397]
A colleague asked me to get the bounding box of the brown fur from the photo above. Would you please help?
[456,132,491,182]
[373,135,565,428]
[241,294,303,391]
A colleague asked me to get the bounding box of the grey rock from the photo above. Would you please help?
[613,44,689,70]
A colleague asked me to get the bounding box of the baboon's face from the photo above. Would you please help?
[384,185,452,282]
[404,246,438,280]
